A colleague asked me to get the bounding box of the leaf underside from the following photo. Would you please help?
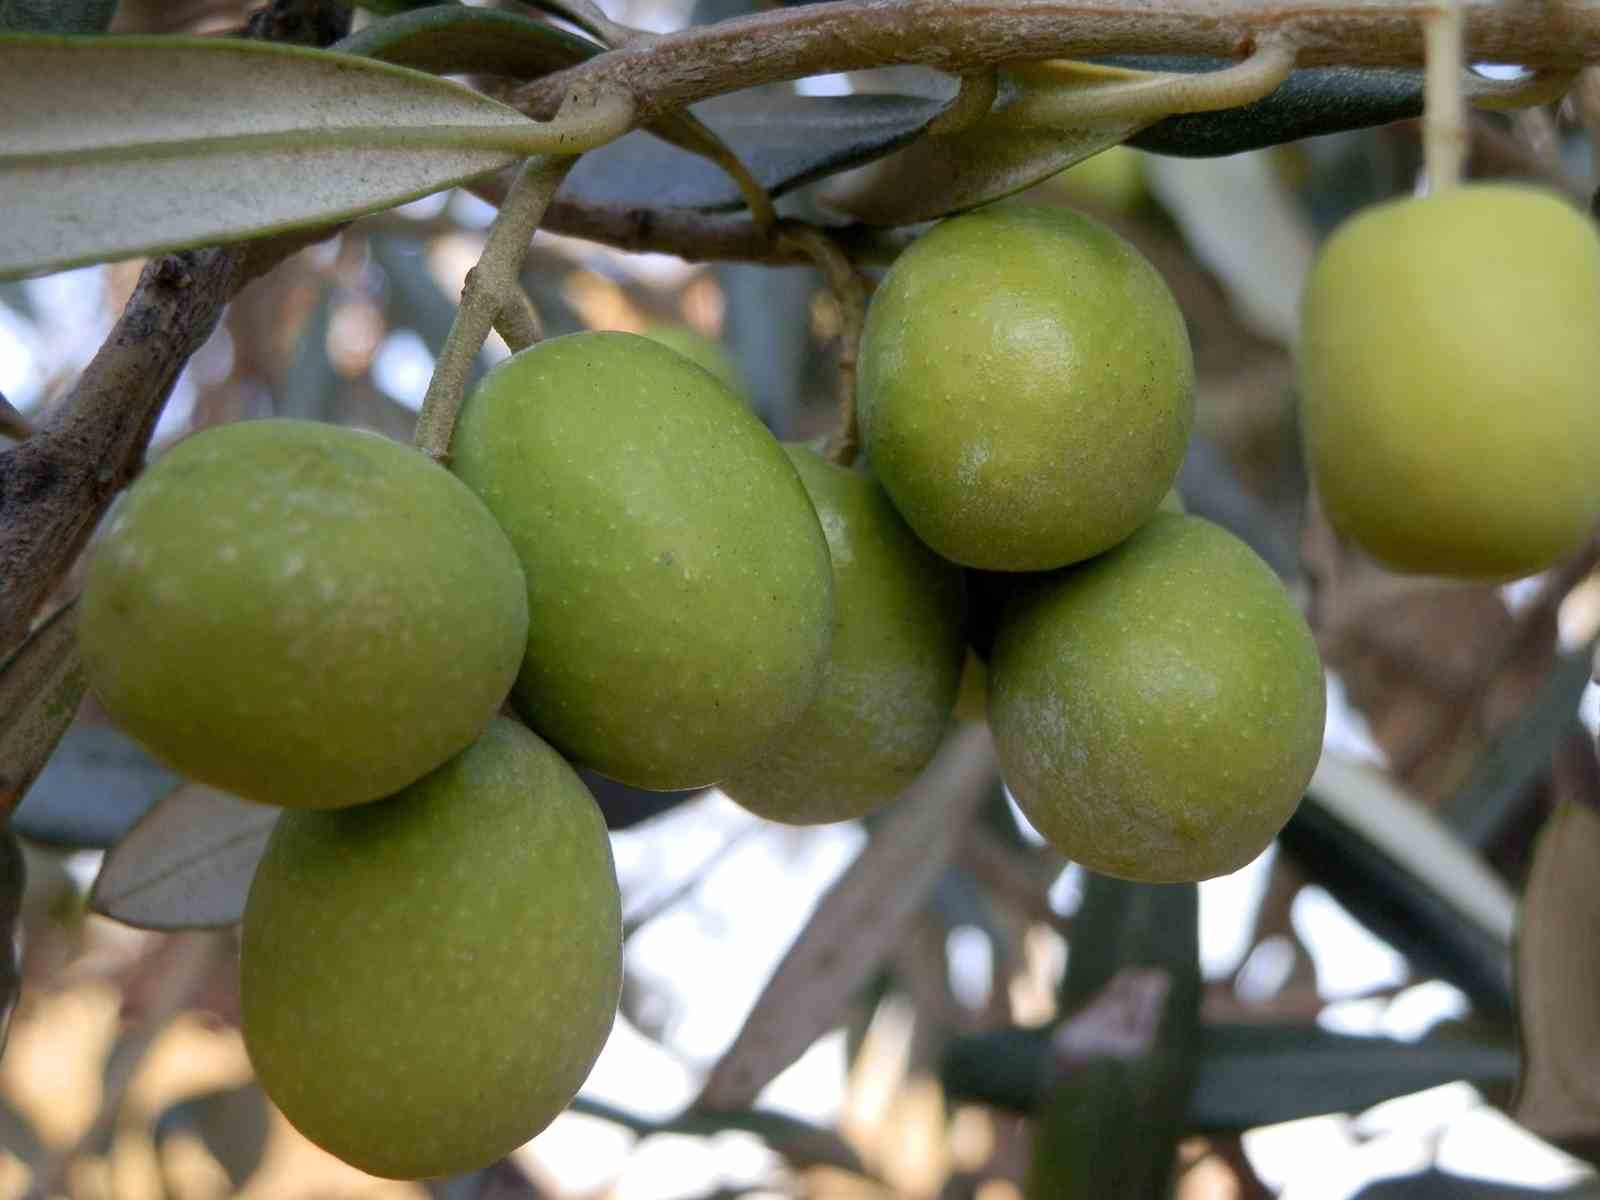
[0,34,538,278]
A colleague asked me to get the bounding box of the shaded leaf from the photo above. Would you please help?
[89,784,276,931]
[1123,59,1428,158]
[0,602,85,816]
[1442,647,1595,849]
[1282,754,1516,1021]
[697,724,998,1110]
[1,34,544,278]
[0,391,30,440]
[1516,800,1600,1141]
[427,1159,548,1199]
[337,2,601,78]
[0,827,22,1058]
[566,91,943,212]
[13,725,179,849]
[0,0,115,33]
[154,1083,269,1187]
[823,67,1147,225]
[278,286,340,422]
[1026,876,1200,1199]
[1143,151,1314,347]
[943,1022,1518,1128]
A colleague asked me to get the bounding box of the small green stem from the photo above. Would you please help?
[1002,36,1296,129]
[778,223,868,467]
[494,286,544,353]
[1424,0,1467,192]
[414,155,576,460]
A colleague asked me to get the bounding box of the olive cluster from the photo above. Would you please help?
[78,202,1330,1180]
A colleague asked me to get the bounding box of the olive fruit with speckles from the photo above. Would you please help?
[989,515,1324,883]
[1299,183,1600,580]
[450,331,834,790]
[722,446,967,823]
[641,323,752,405]
[241,718,621,1180]
[858,203,1195,572]
[78,419,527,810]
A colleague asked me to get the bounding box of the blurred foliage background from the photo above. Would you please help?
[5,1,1600,1198]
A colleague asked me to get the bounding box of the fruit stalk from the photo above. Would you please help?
[1424,0,1467,192]
[414,154,577,461]
[776,223,869,466]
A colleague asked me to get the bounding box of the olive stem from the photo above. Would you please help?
[777,222,869,467]
[1002,35,1297,129]
[413,155,576,461]
[1423,0,1467,192]
[494,286,545,352]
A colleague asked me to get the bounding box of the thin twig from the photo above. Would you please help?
[413,155,576,460]
[513,0,1600,128]
[1003,34,1296,127]
[494,286,545,353]
[775,222,869,466]
[1423,0,1467,191]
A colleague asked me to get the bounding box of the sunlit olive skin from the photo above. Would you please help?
[641,323,751,404]
[241,719,621,1181]
[723,447,967,823]
[858,203,1195,571]
[450,332,833,791]
[78,419,527,809]
[990,515,1325,883]
[1299,184,1600,580]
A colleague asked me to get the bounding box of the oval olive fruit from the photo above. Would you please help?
[241,718,621,1181]
[641,323,751,404]
[450,331,833,791]
[858,203,1195,571]
[79,419,527,810]
[722,447,967,823]
[990,515,1324,883]
[1298,183,1600,580]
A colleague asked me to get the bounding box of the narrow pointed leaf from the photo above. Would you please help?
[1,35,545,279]
[336,3,601,78]
[89,783,277,930]
[155,1084,270,1186]
[943,1022,1519,1127]
[1282,754,1517,1021]
[566,91,943,212]
[0,602,85,816]
[697,724,997,1111]
[13,725,179,849]
[0,391,29,440]
[1516,801,1600,1141]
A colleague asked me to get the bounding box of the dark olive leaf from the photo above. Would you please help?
[0,0,116,33]
[1283,756,1516,1022]
[154,1083,270,1187]
[335,2,601,78]
[1355,1169,1600,1200]
[0,602,85,816]
[943,1022,1518,1127]
[1025,876,1200,1199]
[278,286,340,422]
[0,390,28,440]
[564,91,944,213]
[13,726,179,849]
[1515,801,1600,1142]
[577,769,700,831]
[88,784,276,931]
[1442,647,1595,849]
[0,826,22,1059]
[427,1159,547,1200]
[1177,435,1299,580]
[1108,57,1428,158]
